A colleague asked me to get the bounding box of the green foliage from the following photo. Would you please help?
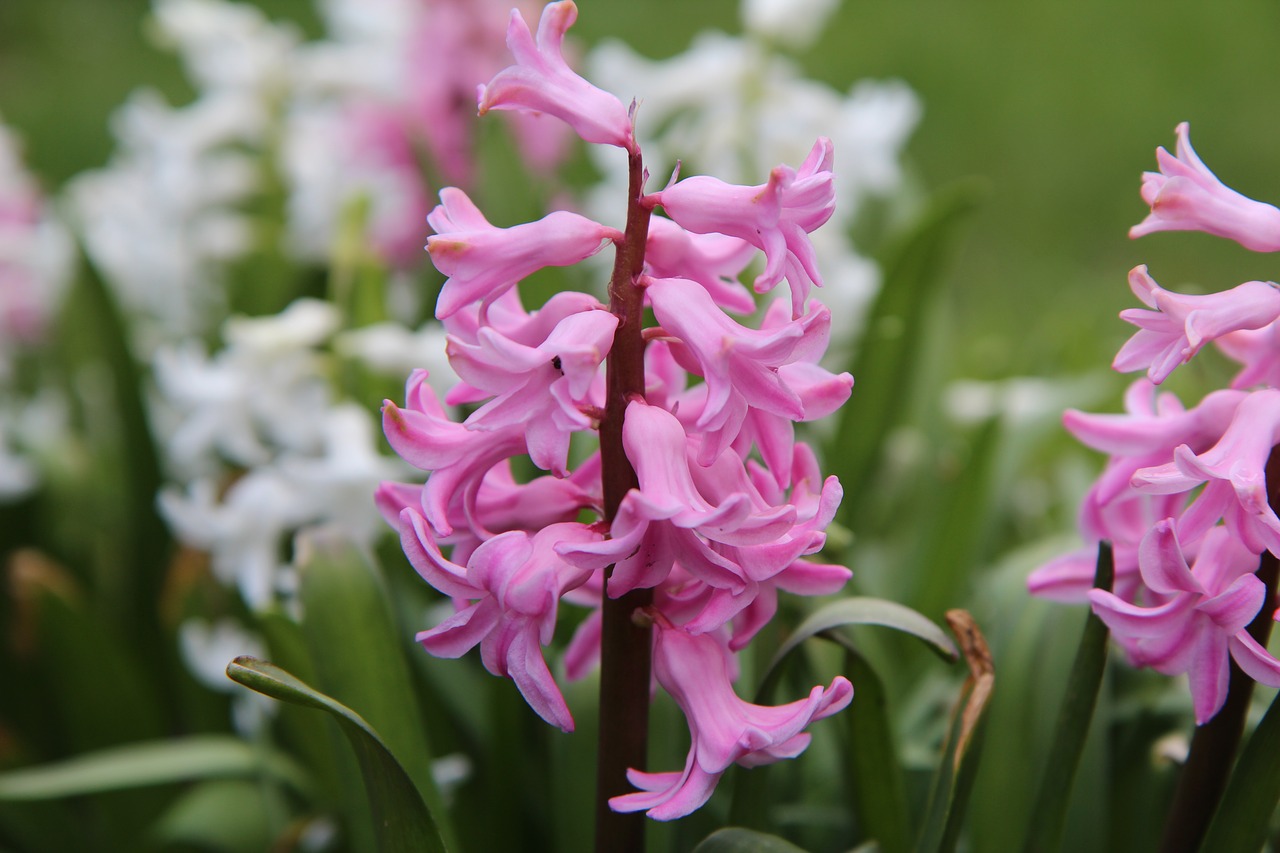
[227,656,450,853]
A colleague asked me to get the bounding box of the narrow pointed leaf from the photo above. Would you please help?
[842,645,911,853]
[1198,686,1280,853]
[226,656,449,853]
[1022,542,1113,853]
[0,735,308,800]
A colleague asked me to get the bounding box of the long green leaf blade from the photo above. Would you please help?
[226,656,449,853]
[0,735,308,800]
[1021,542,1113,853]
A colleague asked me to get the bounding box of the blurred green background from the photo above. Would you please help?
[4,0,1280,384]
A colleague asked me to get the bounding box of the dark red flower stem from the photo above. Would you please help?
[1158,447,1280,853]
[594,146,654,853]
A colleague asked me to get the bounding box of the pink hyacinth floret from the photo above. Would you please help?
[1113,265,1280,384]
[1088,521,1280,724]
[427,187,620,318]
[478,0,635,151]
[608,623,852,820]
[1130,122,1280,252]
[655,137,836,317]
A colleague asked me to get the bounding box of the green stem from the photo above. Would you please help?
[594,146,654,853]
[1158,449,1280,853]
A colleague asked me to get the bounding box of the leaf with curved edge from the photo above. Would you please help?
[730,597,956,831]
[226,656,449,853]
[0,735,309,800]
[758,597,958,701]
[692,826,812,853]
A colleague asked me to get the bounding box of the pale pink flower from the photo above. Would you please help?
[654,138,835,316]
[1132,388,1280,555]
[1130,122,1280,251]
[426,187,619,318]
[381,370,528,537]
[478,0,635,151]
[448,307,617,475]
[609,623,851,820]
[644,216,757,314]
[1112,265,1280,383]
[648,277,836,463]
[1216,320,1280,390]
[403,520,603,732]
[1088,521,1280,723]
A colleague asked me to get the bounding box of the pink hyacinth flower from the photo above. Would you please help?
[1217,320,1280,390]
[426,187,620,318]
[448,307,617,475]
[1132,388,1280,555]
[402,519,602,732]
[478,0,635,151]
[648,277,836,464]
[1113,265,1280,384]
[1130,123,1280,252]
[654,138,835,317]
[1088,520,1280,723]
[609,624,852,820]
[644,216,758,315]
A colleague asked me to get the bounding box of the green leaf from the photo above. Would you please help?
[730,598,954,830]
[916,611,995,853]
[226,656,450,853]
[0,735,308,800]
[842,646,911,853]
[831,179,985,523]
[691,826,812,853]
[759,597,958,700]
[1198,660,1280,852]
[150,779,283,853]
[1021,542,1113,853]
[295,529,457,851]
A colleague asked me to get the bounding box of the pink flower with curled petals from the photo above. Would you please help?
[648,277,837,464]
[448,307,616,475]
[1132,388,1280,554]
[427,187,620,318]
[1130,123,1280,251]
[1088,521,1280,723]
[1113,265,1280,384]
[644,217,757,314]
[404,519,603,732]
[654,138,835,317]
[478,1,635,151]
[608,623,851,820]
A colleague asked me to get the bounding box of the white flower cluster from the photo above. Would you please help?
[154,298,454,610]
[0,119,72,500]
[586,0,920,337]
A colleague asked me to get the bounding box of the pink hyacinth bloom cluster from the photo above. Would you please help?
[1029,124,1280,724]
[333,0,570,267]
[379,0,852,819]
